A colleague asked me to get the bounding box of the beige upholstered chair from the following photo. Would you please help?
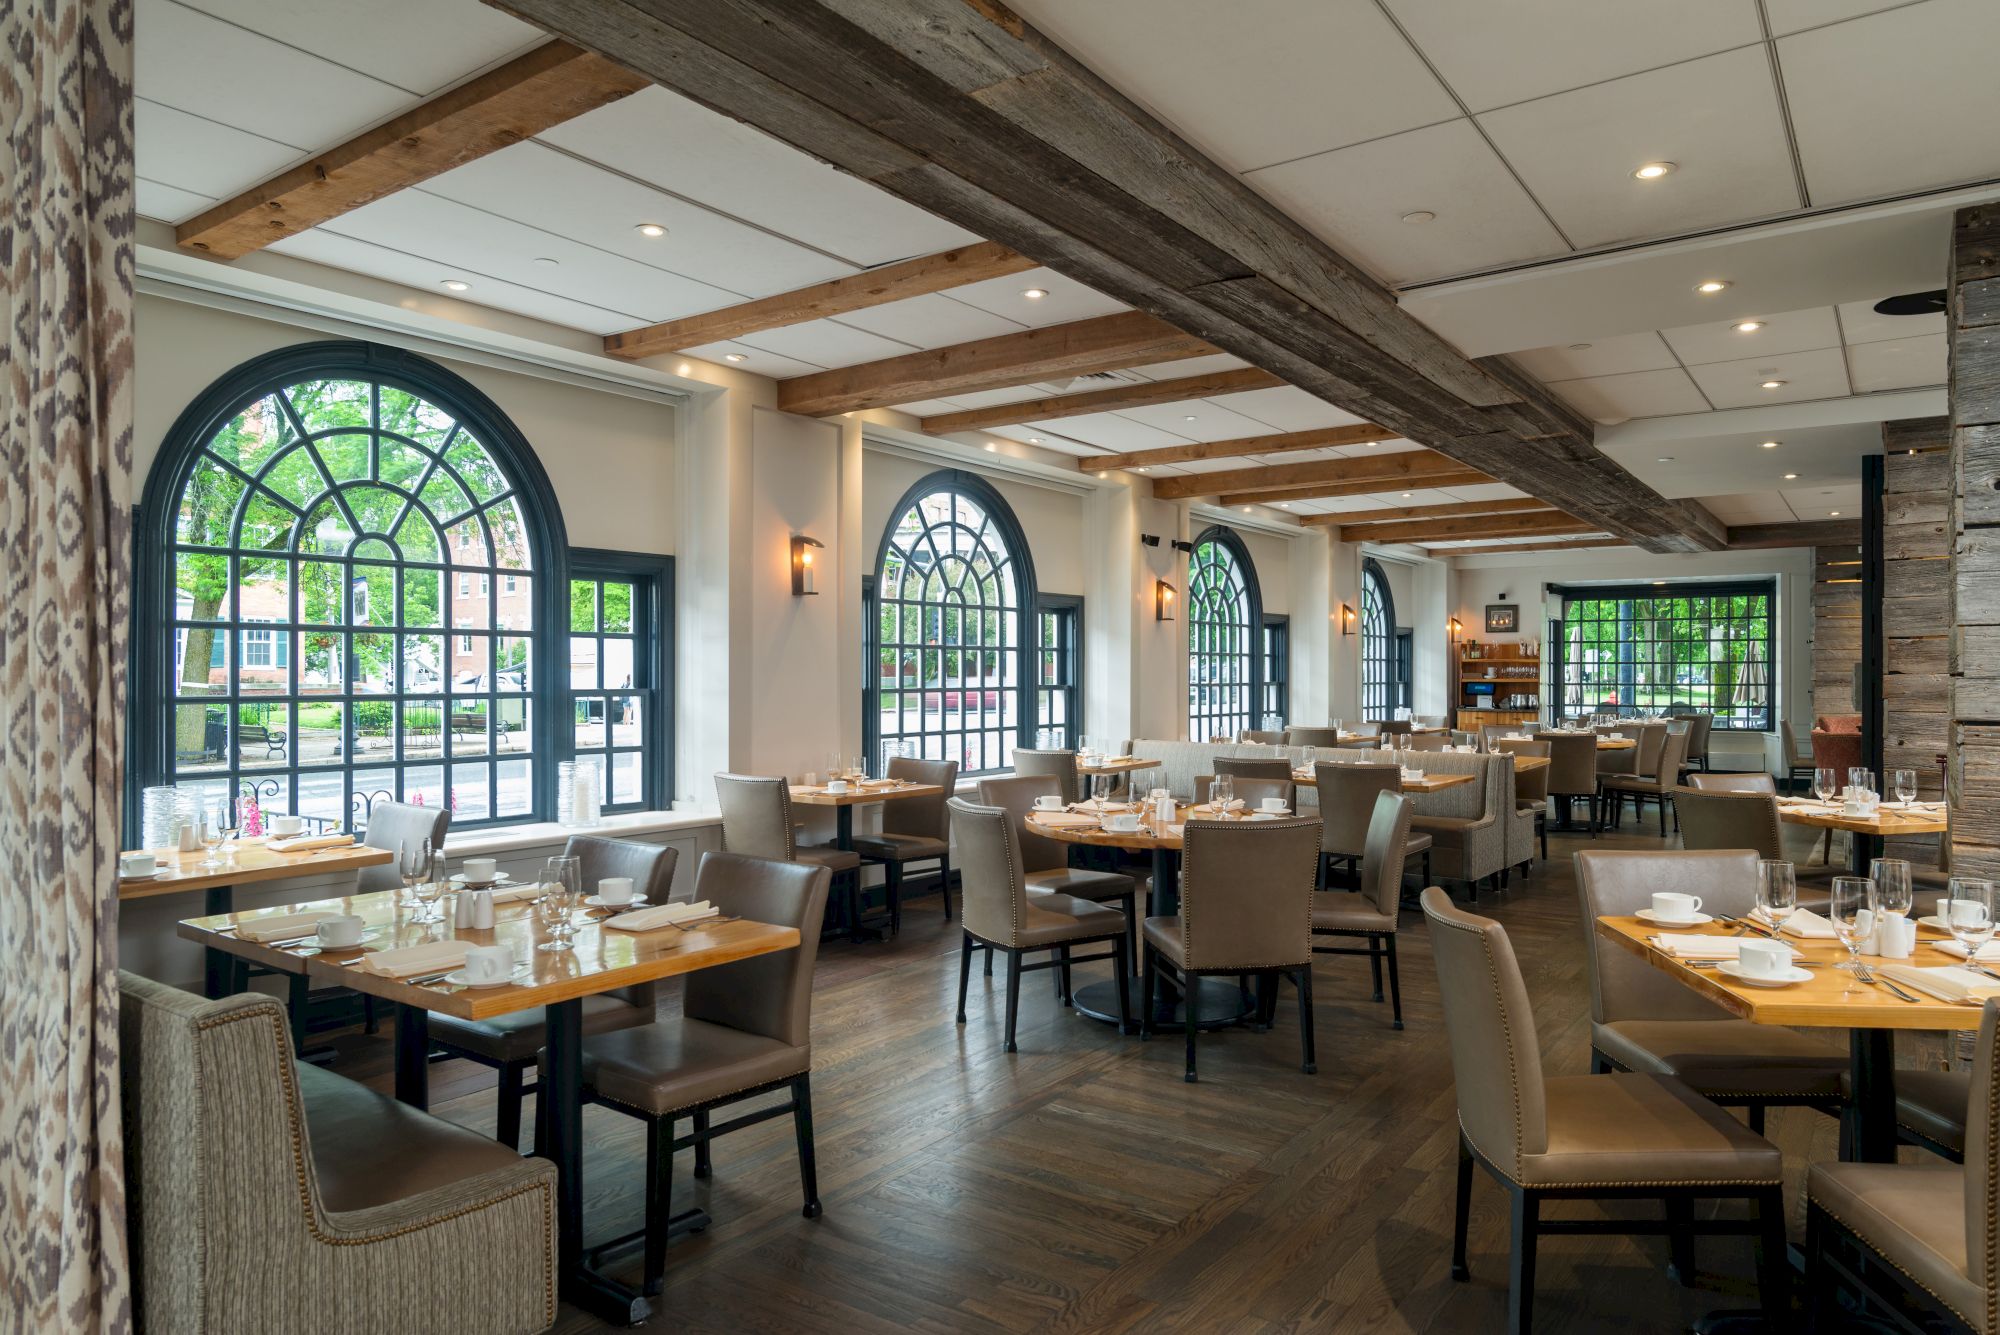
[1496,738,1550,863]
[1781,718,1815,791]
[1682,714,1715,773]
[1403,732,1449,752]
[120,972,556,1333]
[1346,721,1382,740]
[1575,849,1845,1133]
[852,755,959,931]
[1313,761,1401,884]
[1545,731,1602,835]
[561,852,830,1296]
[1011,747,1079,805]
[1239,729,1288,744]
[1601,727,1691,835]
[1312,790,1411,1028]
[1808,1000,2000,1331]
[1141,817,1319,1082]
[428,834,672,1149]
[977,774,1139,968]
[1379,719,1414,738]
[1213,755,1294,782]
[1403,752,1514,896]
[1674,787,1784,858]
[1686,771,1777,794]
[1193,775,1295,811]
[951,797,1131,1050]
[715,771,860,929]
[1423,890,1788,1332]
[358,800,452,892]
[1286,726,1344,748]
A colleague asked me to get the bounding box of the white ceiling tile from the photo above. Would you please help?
[1602,421,1876,499]
[930,386,1054,410]
[172,0,543,95]
[731,320,921,370]
[1214,386,1367,432]
[1683,346,1853,408]
[1022,412,1190,451]
[1838,296,1946,346]
[1511,331,1679,381]
[1368,487,1461,508]
[1546,368,1712,423]
[537,86,979,268]
[136,97,301,197]
[1125,353,1251,381]
[1331,439,1427,460]
[1381,0,1762,113]
[1005,0,1460,173]
[1783,0,2000,206]
[1661,306,1841,365]
[1847,332,1947,392]
[1247,120,1568,286]
[944,268,1127,327]
[889,398,967,418]
[1700,492,1800,524]
[136,177,215,224]
[1436,483,1532,503]
[1764,0,1919,36]
[1479,46,1799,248]
[137,0,409,150]
[1168,457,1261,475]
[1113,399,1280,441]
[678,342,823,378]
[1784,481,1864,516]
[266,229,636,334]
[989,426,1104,457]
[835,293,1024,348]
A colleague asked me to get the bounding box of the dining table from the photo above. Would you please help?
[1595,911,1987,1163]
[179,886,800,1326]
[1288,766,1477,794]
[791,778,946,939]
[1076,755,1162,777]
[1776,797,1948,874]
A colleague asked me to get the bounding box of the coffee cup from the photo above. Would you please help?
[317,914,365,947]
[1651,891,1703,922]
[1736,938,1791,978]
[598,877,635,906]
[1104,813,1142,833]
[461,857,497,884]
[119,852,157,878]
[825,779,850,794]
[268,814,304,837]
[1033,794,1063,811]
[1945,897,1992,930]
[1259,796,1287,813]
[463,944,514,983]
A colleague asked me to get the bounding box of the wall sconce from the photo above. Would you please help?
[790,535,823,596]
[1448,616,1463,642]
[1155,579,1177,621]
[1339,602,1356,635]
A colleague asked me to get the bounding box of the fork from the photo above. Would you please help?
[1853,962,1921,1002]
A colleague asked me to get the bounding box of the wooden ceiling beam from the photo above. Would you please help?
[177,41,647,259]
[488,0,1727,552]
[1299,497,1552,529]
[1446,538,1634,558]
[1078,423,1397,472]
[918,367,1283,435]
[776,310,1215,417]
[1214,470,1494,508]
[604,241,1036,359]
[1148,449,1472,501]
[1727,519,1864,549]
[1351,513,1599,545]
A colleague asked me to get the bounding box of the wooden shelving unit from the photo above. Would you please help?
[1452,642,1542,733]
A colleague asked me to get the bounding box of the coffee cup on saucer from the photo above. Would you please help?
[1651,891,1703,923]
[461,857,498,884]
[120,852,157,878]
[463,944,514,984]
[598,877,635,907]
[317,914,365,947]
[1259,797,1288,813]
[825,779,850,794]
[268,815,304,837]
[1104,812,1142,833]
[1736,938,1790,979]
[1033,794,1063,812]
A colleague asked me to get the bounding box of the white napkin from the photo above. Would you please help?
[268,833,355,853]
[352,939,468,978]
[1874,964,2000,1004]
[1030,812,1100,829]
[1401,769,1424,781]
[1932,939,2000,963]
[1777,908,1838,939]
[603,900,719,932]
[234,910,333,942]
[1653,933,1800,962]
[489,882,544,904]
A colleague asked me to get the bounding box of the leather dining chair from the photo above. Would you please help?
[1141,816,1320,1082]
[558,852,830,1296]
[1312,790,1412,1029]
[1239,729,1288,744]
[1403,732,1449,752]
[1285,726,1344,749]
[1544,732,1602,836]
[1596,721,1667,784]
[1213,756,1294,783]
[1011,748,1079,805]
[1780,719,1816,791]
[1346,721,1383,740]
[851,755,959,933]
[429,835,675,1150]
[1379,719,1414,738]
[1686,771,1777,794]
[976,774,1139,969]
[950,797,1131,1051]
[1574,849,1845,1134]
[1425,888,1788,1333]
[1313,761,1401,887]
[1602,727,1692,836]
[1683,714,1715,774]
[1673,788,1786,858]
[1495,738,1550,862]
[715,771,861,933]
[1192,775,1295,811]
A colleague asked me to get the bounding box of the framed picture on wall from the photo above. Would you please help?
[1485,604,1519,634]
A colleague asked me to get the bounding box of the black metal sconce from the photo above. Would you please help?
[790,535,823,595]
[1155,579,1177,621]
[1339,602,1356,635]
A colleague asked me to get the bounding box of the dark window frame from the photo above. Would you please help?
[1035,593,1084,750]
[567,549,674,815]
[1261,613,1290,730]
[1186,525,1264,742]
[1360,557,1398,721]
[1548,578,1776,731]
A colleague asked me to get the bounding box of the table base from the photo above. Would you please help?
[1071,976,1258,1030]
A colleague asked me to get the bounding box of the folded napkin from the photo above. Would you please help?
[1933,939,2000,963]
[1777,908,1839,939]
[489,882,544,904]
[1198,799,1246,813]
[1030,812,1101,829]
[1653,933,1799,962]
[1874,964,2000,1004]
[268,833,354,854]
[352,939,468,978]
[1071,799,1134,813]
[234,910,333,942]
[603,900,719,932]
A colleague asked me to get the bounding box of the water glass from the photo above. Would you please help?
[1813,767,1838,804]
[1946,878,1996,960]
[1872,858,1914,920]
[1848,767,1875,800]
[1830,876,1875,975]
[536,855,582,952]
[1891,768,1918,806]
[1212,773,1235,811]
[198,801,229,869]
[1330,719,1343,736]
[400,838,437,917]
[1300,745,1318,770]
[1756,859,1797,926]
[1092,774,1114,806]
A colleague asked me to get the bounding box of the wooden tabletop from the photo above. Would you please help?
[1289,768,1477,793]
[1776,800,1949,836]
[789,780,944,808]
[1076,756,1162,775]
[1511,755,1552,774]
[119,839,394,900]
[1594,913,1984,1031]
[180,887,800,1020]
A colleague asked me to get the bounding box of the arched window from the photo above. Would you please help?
[869,470,1036,775]
[136,342,567,833]
[1187,527,1262,741]
[1361,557,1397,721]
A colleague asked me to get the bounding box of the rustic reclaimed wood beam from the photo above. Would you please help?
[1726,520,1865,549]
[1147,450,1471,501]
[919,367,1284,435]
[1340,512,1597,545]
[1445,538,1632,557]
[1078,423,1397,472]
[1299,497,1551,529]
[1213,470,1494,508]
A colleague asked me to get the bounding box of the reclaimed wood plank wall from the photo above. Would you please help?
[1882,421,1950,861]
[1810,543,1860,725]
[1950,204,2000,877]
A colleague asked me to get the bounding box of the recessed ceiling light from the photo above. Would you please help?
[1183,414,1197,421]
[1761,440,1780,449]
[1695,280,1731,294]
[1761,379,1786,390]
[441,279,471,292]
[984,442,997,452]
[1028,437,1042,444]
[1366,441,1378,448]
[676,362,690,375]
[1022,287,1048,300]
[1096,471,1109,479]
[1734,320,1764,333]
[1657,456,1675,463]
[1830,510,1842,516]
[1400,210,1436,224]
[1401,492,1413,499]
[1783,473,1798,480]
[1241,506,1253,513]
[532,257,559,268]
[1278,502,1290,508]
[1634,161,1677,180]
[1134,466,1149,473]
[635,223,667,238]
[724,353,747,363]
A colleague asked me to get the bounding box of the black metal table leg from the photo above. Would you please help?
[836,804,888,943]
[545,997,653,1324]
[1846,1027,1897,1162]
[1848,831,1881,877]
[202,885,235,998]
[392,1003,429,1111]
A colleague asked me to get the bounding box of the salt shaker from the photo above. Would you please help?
[466,887,495,930]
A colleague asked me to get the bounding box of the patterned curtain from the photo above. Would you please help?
[0,0,135,1328]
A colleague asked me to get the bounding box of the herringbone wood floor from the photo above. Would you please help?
[323,820,1890,1333]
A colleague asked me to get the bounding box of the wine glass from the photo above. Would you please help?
[1946,878,1996,964]
[1757,859,1797,928]
[1300,745,1318,771]
[1872,858,1914,922]
[1830,876,1875,977]
[1813,767,1838,805]
[198,801,229,869]
[1848,767,1876,802]
[536,855,582,953]
[1330,719,1343,738]
[1891,768,1918,807]
[1212,773,1234,813]
[1092,773,1113,807]
[398,837,433,911]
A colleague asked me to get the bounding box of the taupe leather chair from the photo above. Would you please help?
[1683,714,1714,773]
[1011,747,1079,805]
[1140,817,1319,1082]
[1239,729,1287,744]
[120,972,556,1332]
[1312,790,1411,1029]
[1781,718,1815,791]
[1686,771,1777,794]
[1575,849,1845,1133]
[1313,761,1404,886]
[851,756,958,932]
[1602,727,1691,836]
[1403,732,1449,752]
[715,771,860,933]
[358,800,453,892]
[1286,726,1344,748]
[1424,890,1788,1332]
[951,797,1131,1050]
[1347,721,1382,740]
[1596,720,1668,783]
[1674,787,1784,858]
[1807,1000,2000,1332]
[1213,756,1294,782]
[1496,738,1550,862]
[1193,775,1295,811]
[1379,719,1414,738]
[429,834,673,1149]
[1544,732,1602,836]
[561,852,830,1296]
[977,774,1139,970]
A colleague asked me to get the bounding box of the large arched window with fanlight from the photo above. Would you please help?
[1361,557,1397,721]
[1187,526,1263,741]
[134,342,570,834]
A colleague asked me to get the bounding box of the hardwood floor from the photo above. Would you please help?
[321,821,1887,1332]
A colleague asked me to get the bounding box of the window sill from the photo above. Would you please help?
[441,808,719,857]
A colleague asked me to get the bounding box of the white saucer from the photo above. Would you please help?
[585,894,649,908]
[1637,908,1713,927]
[119,869,170,881]
[303,928,381,950]
[1716,961,1813,987]
[450,872,516,886]
[439,968,525,989]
